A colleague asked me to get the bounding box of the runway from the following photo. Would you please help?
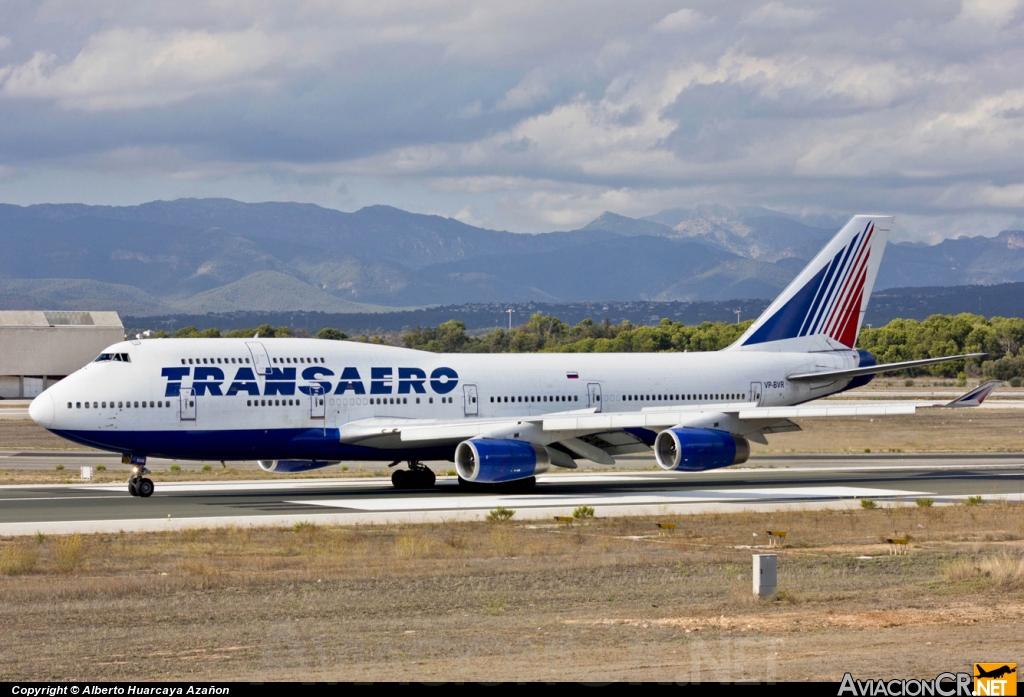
[2,453,1022,535]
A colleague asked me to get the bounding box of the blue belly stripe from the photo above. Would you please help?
[49,428,456,463]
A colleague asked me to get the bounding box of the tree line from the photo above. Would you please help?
[159,312,1024,381]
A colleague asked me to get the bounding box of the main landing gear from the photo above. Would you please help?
[390,460,436,490]
[124,455,154,498]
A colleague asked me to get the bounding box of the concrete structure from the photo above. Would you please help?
[0,311,123,399]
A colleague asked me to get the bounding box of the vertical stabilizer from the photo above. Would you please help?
[728,215,893,352]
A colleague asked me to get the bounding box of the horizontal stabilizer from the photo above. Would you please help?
[945,380,1001,407]
[787,353,985,381]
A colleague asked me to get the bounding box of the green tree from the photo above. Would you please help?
[317,327,349,341]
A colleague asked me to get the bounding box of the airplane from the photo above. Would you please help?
[28,215,1000,498]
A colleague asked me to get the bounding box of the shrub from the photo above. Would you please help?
[341,466,348,472]
[170,465,181,473]
[915,498,934,507]
[864,448,871,453]
[772,589,799,603]
[1,544,39,575]
[945,553,1024,588]
[316,327,349,341]
[55,464,64,471]
[447,470,457,476]
[860,498,878,509]
[292,521,317,533]
[573,505,595,519]
[1011,377,1022,388]
[904,379,915,387]
[202,464,212,472]
[965,495,984,506]
[957,372,967,387]
[486,507,516,522]
[95,465,106,472]
[53,534,84,573]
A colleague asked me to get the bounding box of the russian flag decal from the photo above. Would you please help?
[566,372,578,379]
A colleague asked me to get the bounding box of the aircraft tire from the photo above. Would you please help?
[420,469,436,488]
[138,478,155,498]
[391,469,408,489]
[128,479,140,497]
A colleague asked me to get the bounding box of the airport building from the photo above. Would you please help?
[0,311,124,399]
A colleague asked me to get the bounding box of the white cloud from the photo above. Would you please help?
[0,27,292,110]
[0,36,11,52]
[652,8,713,33]
[495,70,551,111]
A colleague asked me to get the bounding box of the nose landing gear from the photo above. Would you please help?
[123,455,154,498]
[390,460,436,490]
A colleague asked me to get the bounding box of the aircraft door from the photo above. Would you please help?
[588,383,603,413]
[749,382,762,406]
[309,385,325,420]
[245,341,272,376]
[463,384,478,416]
[179,387,196,421]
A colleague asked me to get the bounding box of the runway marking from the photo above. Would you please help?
[292,486,930,512]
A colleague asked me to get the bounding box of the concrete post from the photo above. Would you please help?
[753,554,777,598]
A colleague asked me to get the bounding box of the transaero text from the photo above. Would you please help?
[161,366,459,398]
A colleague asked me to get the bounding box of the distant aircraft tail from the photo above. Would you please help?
[728,215,893,352]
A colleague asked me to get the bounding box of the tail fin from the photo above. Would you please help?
[728,215,893,352]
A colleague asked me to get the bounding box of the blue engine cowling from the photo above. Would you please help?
[455,439,552,483]
[258,460,337,473]
[654,428,750,472]
[842,350,877,392]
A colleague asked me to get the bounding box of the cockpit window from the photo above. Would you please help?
[94,352,131,363]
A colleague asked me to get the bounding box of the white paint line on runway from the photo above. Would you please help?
[292,486,930,512]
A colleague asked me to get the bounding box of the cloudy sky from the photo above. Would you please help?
[1,0,1023,241]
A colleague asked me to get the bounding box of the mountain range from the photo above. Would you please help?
[1,198,1023,316]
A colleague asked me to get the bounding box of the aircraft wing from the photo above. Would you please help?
[338,381,1001,461]
[787,353,985,381]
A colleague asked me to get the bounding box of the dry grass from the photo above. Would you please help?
[2,505,1024,681]
[945,553,1024,589]
[0,542,38,575]
[751,408,1024,454]
[52,534,84,573]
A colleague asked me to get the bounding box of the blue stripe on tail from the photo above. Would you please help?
[742,263,829,345]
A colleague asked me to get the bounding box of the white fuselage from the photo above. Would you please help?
[29,338,859,461]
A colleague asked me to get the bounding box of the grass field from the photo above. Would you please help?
[1,505,1022,681]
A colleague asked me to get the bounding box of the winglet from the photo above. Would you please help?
[945,381,1002,408]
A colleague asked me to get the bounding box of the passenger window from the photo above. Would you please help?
[245,358,250,363]
[67,402,72,408]
[181,359,186,365]
[188,359,194,364]
[247,400,252,406]
[134,402,139,408]
[429,398,434,404]
[118,402,123,408]
[416,398,420,404]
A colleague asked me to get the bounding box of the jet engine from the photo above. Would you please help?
[654,428,750,472]
[258,460,338,473]
[455,438,552,484]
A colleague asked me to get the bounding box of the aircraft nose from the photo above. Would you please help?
[29,391,55,428]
